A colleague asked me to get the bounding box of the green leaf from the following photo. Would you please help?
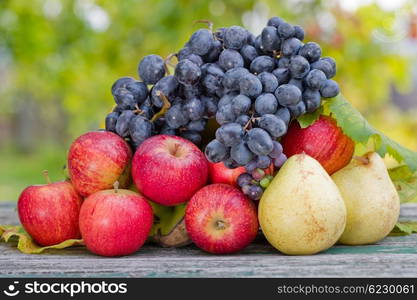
[388,166,417,203]
[389,221,417,236]
[297,106,323,128]
[0,225,84,254]
[326,94,417,172]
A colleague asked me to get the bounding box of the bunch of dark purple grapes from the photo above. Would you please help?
[105,16,340,200]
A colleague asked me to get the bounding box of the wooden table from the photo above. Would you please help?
[1,202,416,278]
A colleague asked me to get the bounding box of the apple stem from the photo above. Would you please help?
[42,170,51,184]
[353,156,370,165]
[215,220,226,230]
[113,181,119,193]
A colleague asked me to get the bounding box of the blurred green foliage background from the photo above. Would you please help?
[0,0,417,201]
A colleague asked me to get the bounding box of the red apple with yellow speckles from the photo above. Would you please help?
[18,172,82,246]
[281,115,354,175]
[185,184,258,254]
[68,131,132,197]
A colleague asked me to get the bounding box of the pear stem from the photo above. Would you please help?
[113,181,119,193]
[353,155,370,165]
[42,170,52,184]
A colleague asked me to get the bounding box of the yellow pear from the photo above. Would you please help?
[331,152,400,245]
[259,154,346,255]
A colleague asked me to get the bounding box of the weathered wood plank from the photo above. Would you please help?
[1,202,417,278]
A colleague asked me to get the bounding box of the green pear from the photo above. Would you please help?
[259,154,346,255]
[331,152,400,245]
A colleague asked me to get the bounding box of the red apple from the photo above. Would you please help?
[185,184,258,254]
[79,187,153,257]
[132,135,208,206]
[18,172,82,246]
[68,131,132,197]
[208,162,246,186]
[281,115,354,174]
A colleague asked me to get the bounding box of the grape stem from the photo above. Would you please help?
[243,113,256,131]
[150,91,171,123]
[194,19,213,32]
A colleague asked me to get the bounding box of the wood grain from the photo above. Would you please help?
[1,202,416,278]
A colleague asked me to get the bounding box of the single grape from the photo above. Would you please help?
[231,94,252,115]
[223,67,249,92]
[258,72,278,93]
[256,155,271,169]
[180,84,201,99]
[218,92,239,108]
[252,168,266,181]
[239,73,263,98]
[261,26,281,51]
[273,153,288,168]
[183,53,204,67]
[187,119,207,132]
[311,58,335,79]
[235,114,250,126]
[205,139,228,163]
[277,56,290,68]
[237,173,253,188]
[203,39,222,63]
[260,177,271,189]
[113,88,136,109]
[246,128,274,155]
[250,55,275,74]
[177,47,193,61]
[129,115,153,145]
[288,78,304,92]
[299,42,322,63]
[201,96,218,118]
[267,16,284,28]
[246,31,256,46]
[293,25,305,41]
[305,69,327,90]
[216,103,236,125]
[245,160,258,173]
[175,59,201,86]
[224,157,239,169]
[275,107,291,126]
[245,184,263,201]
[321,57,336,78]
[180,130,202,145]
[303,88,321,112]
[189,29,214,56]
[230,142,254,165]
[272,68,290,85]
[281,38,303,57]
[277,22,295,39]
[111,77,135,95]
[269,141,283,158]
[275,84,302,106]
[223,25,248,50]
[287,100,306,117]
[320,79,340,98]
[201,63,225,95]
[255,93,278,115]
[165,103,189,129]
[183,98,205,121]
[151,75,179,107]
[240,44,259,66]
[126,81,149,104]
[105,112,119,132]
[218,49,244,71]
[289,55,310,79]
[115,110,135,138]
[215,122,244,147]
[258,114,287,138]
[138,54,166,84]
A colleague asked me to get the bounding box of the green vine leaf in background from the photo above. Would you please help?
[388,166,417,203]
[326,94,417,172]
[0,225,83,254]
[389,221,417,236]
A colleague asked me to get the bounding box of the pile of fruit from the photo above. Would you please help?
[3,16,416,257]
